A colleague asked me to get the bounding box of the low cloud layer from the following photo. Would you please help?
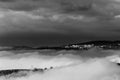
[0,49,120,80]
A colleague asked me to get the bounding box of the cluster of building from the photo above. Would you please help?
[65,44,94,50]
[65,44,120,50]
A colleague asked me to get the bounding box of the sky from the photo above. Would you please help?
[0,0,120,46]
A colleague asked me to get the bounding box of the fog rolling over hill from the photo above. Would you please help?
[0,48,120,80]
[1,0,120,80]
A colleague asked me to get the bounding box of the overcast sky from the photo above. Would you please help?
[0,0,120,46]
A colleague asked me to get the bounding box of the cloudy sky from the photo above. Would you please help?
[0,0,120,46]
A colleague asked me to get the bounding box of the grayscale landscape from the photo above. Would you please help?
[0,0,120,80]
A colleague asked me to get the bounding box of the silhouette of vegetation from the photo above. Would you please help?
[0,67,54,77]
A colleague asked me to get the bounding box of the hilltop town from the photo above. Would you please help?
[64,41,120,50]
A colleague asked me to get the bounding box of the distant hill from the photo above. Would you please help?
[0,40,120,51]
[64,40,120,50]
[68,40,120,46]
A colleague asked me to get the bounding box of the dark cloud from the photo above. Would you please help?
[0,0,119,46]
[0,0,102,12]
[0,0,15,2]
[0,0,118,16]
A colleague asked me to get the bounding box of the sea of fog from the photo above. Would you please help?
[0,48,120,80]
